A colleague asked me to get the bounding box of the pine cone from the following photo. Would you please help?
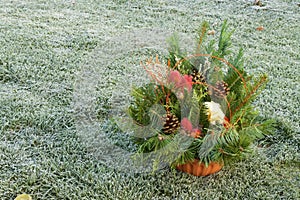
[213,81,230,98]
[191,69,206,84]
[162,112,180,134]
[191,69,208,93]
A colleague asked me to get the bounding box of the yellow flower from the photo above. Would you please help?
[15,194,32,200]
[204,101,225,125]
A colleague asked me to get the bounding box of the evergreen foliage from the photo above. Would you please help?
[128,21,275,170]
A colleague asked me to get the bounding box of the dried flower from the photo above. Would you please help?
[190,129,201,138]
[204,101,225,125]
[181,118,193,132]
[168,70,181,86]
[168,70,193,91]
[182,75,193,91]
[180,118,201,138]
[223,116,230,128]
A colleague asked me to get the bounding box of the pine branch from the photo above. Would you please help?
[214,19,234,58]
[232,75,267,117]
[167,33,181,55]
[196,21,209,53]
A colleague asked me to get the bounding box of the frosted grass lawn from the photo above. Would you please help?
[0,0,299,199]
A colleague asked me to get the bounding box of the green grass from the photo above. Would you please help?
[0,0,299,199]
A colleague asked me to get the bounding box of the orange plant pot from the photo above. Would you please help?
[176,159,223,176]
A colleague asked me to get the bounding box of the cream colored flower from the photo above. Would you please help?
[204,101,225,125]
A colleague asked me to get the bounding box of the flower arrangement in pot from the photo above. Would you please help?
[127,21,274,176]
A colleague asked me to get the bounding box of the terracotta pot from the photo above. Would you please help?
[176,159,223,176]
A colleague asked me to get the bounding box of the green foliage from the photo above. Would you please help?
[129,83,180,125]
[137,134,172,153]
[196,21,210,54]
[129,20,276,169]
[213,20,234,58]
[224,48,246,93]
[167,32,181,56]
[129,83,159,126]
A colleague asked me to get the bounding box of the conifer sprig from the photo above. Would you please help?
[128,20,275,170]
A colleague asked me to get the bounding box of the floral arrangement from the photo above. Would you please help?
[128,21,274,176]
